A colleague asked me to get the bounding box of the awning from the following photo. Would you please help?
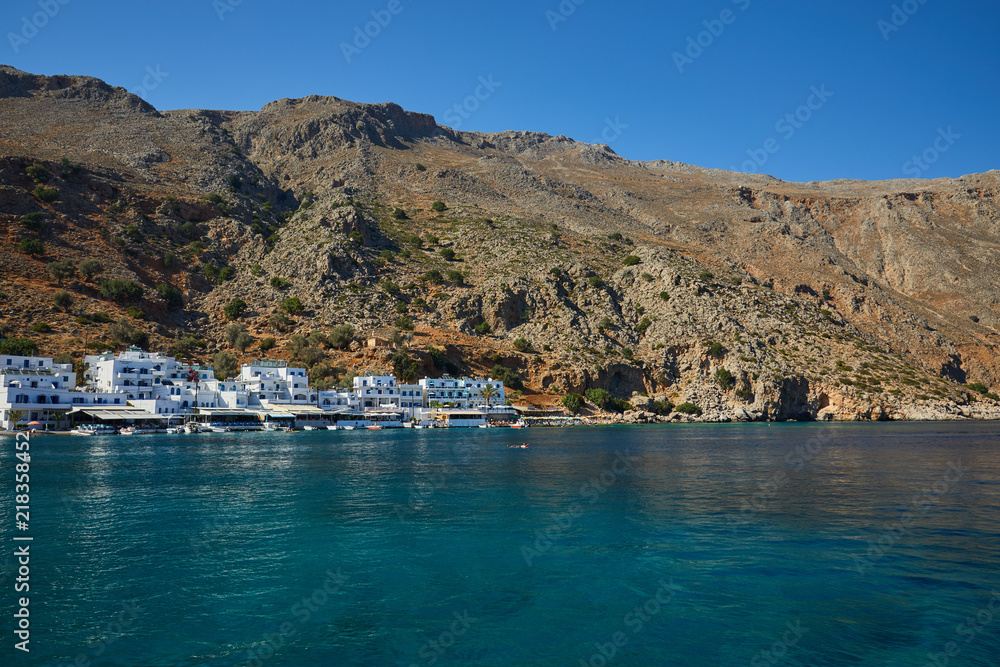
[69,407,164,421]
[267,404,327,415]
[197,408,256,416]
[260,412,295,419]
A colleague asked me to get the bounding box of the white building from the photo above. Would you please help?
[0,354,78,430]
[354,374,401,410]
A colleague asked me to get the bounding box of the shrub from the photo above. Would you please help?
[735,389,754,402]
[72,259,101,284]
[608,233,623,241]
[124,224,144,244]
[46,260,77,285]
[428,347,445,369]
[513,338,530,352]
[100,279,143,302]
[588,276,603,288]
[425,233,439,246]
[446,270,464,286]
[822,288,832,300]
[393,316,415,331]
[26,165,50,182]
[108,319,147,347]
[202,263,219,279]
[562,393,585,414]
[162,252,176,268]
[715,367,735,390]
[0,338,38,356]
[329,324,355,350]
[651,400,674,416]
[52,290,74,311]
[966,382,990,395]
[431,201,446,212]
[31,322,53,334]
[379,280,401,294]
[698,270,715,282]
[92,312,112,324]
[706,341,726,359]
[492,364,524,390]
[348,231,364,245]
[675,402,703,416]
[423,269,443,283]
[281,297,304,315]
[213,351,238,381]
[33,186,58,203]
[126,306,146,320]
[660,291,670,301]
[156,283,183,309]
[623,255,641,266]
[415,163,427,171]
[18,239,44,256]
[270,276,291,290]
[474,321,492,335]
[404,233,423,248]
[392,208,408,220]
[224,299,248,320]
[269,312,293,331]
[217,266,236,282]
[250,264,262,276]
[598,316,613,332]
[179,221,199,239]
[259,337,276,352]
[22,212,45,233]
[189,241,206,253]
[636,317,652,336]
[439,248,456,261]
[392,350,420,383]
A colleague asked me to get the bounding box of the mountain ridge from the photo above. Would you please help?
[2,65,999,422]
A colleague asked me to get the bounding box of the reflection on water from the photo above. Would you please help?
[3,423,1000,666]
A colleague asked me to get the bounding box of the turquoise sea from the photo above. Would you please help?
[2,423,1000,666]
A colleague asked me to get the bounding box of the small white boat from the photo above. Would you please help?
[120,427,153,435]
[71,425,117,436]
[325,425,339,430]
[165,426,183,434]
[342,425,356,431]
[303,425,320,431]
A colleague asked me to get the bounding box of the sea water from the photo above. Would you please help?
[2,423,1000,666]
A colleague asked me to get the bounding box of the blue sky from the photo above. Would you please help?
[3,0,998,182]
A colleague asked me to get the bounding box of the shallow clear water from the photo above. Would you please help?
[2,423,1000,666]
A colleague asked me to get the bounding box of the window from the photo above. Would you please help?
[114,398,121,405]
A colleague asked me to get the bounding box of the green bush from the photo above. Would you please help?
[624,255,641,266]
[46,260,76,285]
[126,306,147,320]
[492,364,524,390]
[562,393,585,414]
[179,221,199,239]
[329,325,355,350]
[26,165,50,182]
[348,231,364,245]
[446,270,464,286]
[588,276,604,288]
[675,402,703,416]
[18,239,44,256]
[259,337,276,352]
[33,186,58,203]
[21,212,45,233]
[431,201,446,212]
[439,248,456,261]
[636,317,652,336]
[202,263,220,279]
[428,347,445,369]
[660,291,670,301]
[423,269,443,283]
[715,367,735,390]
[92,312,112,324]
[966,382,990,395]
[404,233,423,248]
[224,299,248,320]
[415,163,426,171]
[217,266,236,282]
[698,270,715,282]
[706,341,726,359]
[124,224,144,244]
[270,276,291,290]
[156,283,183,309]
[379,280,401,294]
[474,321,492,335]
[0,338,38,356]
[100,279,143,302]
[513,338,530,353]
[31,322,53,334]
[392,207,408,220]
[162,252,176,268]
[392,350,420,383]
[250,264,262,276]
[393,316,415,331]
[651,400,674,416]
[281,297,305,315]
[53,290,74,310]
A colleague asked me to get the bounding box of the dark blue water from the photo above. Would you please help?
[2,423,1000,666]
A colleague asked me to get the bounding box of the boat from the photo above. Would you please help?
[413,424,426,429]
[366,425,382,430]
[511,420,528,429]
[342,425,356,430]
[183,423,206,434]
[507,443,531,449]
[303,425,321,431]
[165,426,183,434]
[70,424,117,436]
[205,424,230,433]
[120,426,154,435]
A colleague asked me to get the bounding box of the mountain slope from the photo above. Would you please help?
[2,65,998,421]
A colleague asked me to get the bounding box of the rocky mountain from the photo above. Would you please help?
[2,64,999,421]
